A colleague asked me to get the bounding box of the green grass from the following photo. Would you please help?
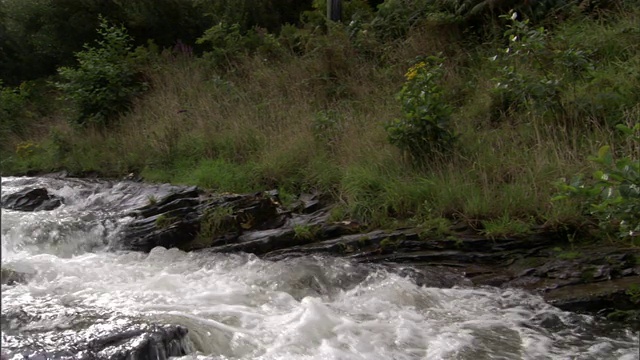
[482,214,533,239]
[293,224,318,240]
[2,4,639,241]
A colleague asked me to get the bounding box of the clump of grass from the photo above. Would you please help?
[155,214,176,229]
[418,217,452,239]
[146,195,158,206]
[293,224,318,240]
[192,206,236,248]
[482,214,533,239]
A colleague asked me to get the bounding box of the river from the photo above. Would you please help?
[1,176,638,359]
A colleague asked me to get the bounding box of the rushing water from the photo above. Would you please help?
[1,176,638,360]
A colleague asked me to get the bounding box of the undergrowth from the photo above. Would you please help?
[2,2,639,243]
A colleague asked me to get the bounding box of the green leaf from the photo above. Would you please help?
[615,123,633,135]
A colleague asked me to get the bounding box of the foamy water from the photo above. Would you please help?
[1,177,638,359]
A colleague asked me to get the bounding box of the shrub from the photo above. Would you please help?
[370,0,432,40]
[553,123,640,243]
[385,55,457,162]
[197,22,285,68]
[55,17,147,127]
[0,81,29,139]
[489,11,562,121]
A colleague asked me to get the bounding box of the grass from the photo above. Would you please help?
[1,5,639,240]
[190,206,236,249]
[293,224,318,240]
[482,214,533,239]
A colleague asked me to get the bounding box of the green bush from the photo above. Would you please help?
[553,123,640,243]
[385,55,457,162]
[197,22,285,68]
[55,17,147,127]
[0,80,29,139]
[489,11,562,121]
[370,0,432,40]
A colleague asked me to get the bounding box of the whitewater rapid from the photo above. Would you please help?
[1,176,638,359]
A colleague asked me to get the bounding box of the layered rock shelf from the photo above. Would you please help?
[114,186,640,329]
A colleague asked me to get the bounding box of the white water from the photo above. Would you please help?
[1,177,638,360]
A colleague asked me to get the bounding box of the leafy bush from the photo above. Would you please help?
[197,22,285,68]
[0,81,29,138]
[55,18,147,127]
[553,123,640,243]
[489,11,561,121]
[385,55,457,162]
[370,0,433,40]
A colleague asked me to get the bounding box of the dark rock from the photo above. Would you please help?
[1,305,193,360]
[0,268,29,285]
[119,190,287,252]
[544,276,640,313]
[1,187,63,211]
[530,313,565,331]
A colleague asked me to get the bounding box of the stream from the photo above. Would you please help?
[1,176,638,359]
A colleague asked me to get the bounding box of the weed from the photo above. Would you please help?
[195,206,236,247]
[554,123,640,243]
[293,224,318,240]
[626,284,640,303]
[380,237,400,249]
[482,214,533,239]
[385,55,457,162]
[419,217,452,239]
[146,195,158,206]
[155,214,176,229]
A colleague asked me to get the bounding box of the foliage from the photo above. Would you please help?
[293,224,318,240]
[197,22,285,68]
[385,55,457,162]
[196,206,236,247]
[489,11,561,120]
[482,214,533,238]
[155,214,176,229]
[370,0,433,40]
[418,216,452,239]
[196,0,312,33]
[553,123,640,243]
[312,110,343,152]
[0,81,30,139]
[0,0,310,84]
[3,0,640,239]
[55,18,147,127]
[301,0,374,28]
[627,284,640,303]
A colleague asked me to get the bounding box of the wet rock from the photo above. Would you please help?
[544,276,640,314]
[530,312,565,331]
[0,268,29,285]
[119,189,287,252]
[1,305,193,360]
[1,187,63,211]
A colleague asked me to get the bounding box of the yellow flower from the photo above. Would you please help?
[15,141,38,158]
[405,61,426,81]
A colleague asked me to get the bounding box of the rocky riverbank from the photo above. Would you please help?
[4,181,639,332]
[112,185,640,330]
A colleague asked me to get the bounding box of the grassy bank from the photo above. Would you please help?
[1,2,638,241]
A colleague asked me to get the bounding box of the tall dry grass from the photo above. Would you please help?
[3,7,638,231]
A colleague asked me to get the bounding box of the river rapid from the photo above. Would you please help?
[1,176,638,359]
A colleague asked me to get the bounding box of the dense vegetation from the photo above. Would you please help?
[1,0,638,244]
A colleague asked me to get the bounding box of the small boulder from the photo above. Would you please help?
[1,188,63,211]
